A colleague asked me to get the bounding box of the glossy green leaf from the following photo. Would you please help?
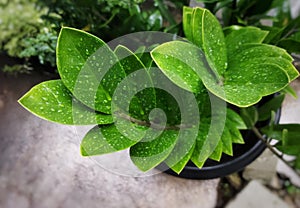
[191,7,204,47]
[258,94,285,121]
[228,44,299,82]
[57,27,126,114]
[188,7,227,80]
[151,41,207,93]
[227,108,247,130]
[81,122,148,156]
[130,129,178,171]
[114,45,156,121]
[220,127,233,156]
[227,121,245,144]
[164,128,198,173]
[151,40,292,107]
[209,140,223,161]
[168,143,195,174]
[191,117,224,168]
[225,26,268,56]
[183,6,194,42]
[19,80,113,125]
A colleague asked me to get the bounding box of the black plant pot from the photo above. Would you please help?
[157,99,281,180]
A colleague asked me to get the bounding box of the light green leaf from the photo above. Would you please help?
[281,85,298,98]
[168,143,195,174]
[164,128,198,174]
[225,26,269,56]
[130,129,178,172]
[228,44,299,82]
[183,6,194,42]
[57,27,126,114]
[227,108,247,130]
[81,122,148,156]
[191,7,204,47]
[18,80,113,125]
[227,121,245,144]
[220,127,233,156]
[209,140,223,161]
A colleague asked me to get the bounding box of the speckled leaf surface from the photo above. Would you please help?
[57,27,126,114]
[151,41,207,93]
[114,45,156,121]
[18,80,113,125]
[152,40,293,107]
[130,129,178,172]
[183,6,194,42]
[81,122,148,156]
[183,7,227,80]
[225,26,268,56]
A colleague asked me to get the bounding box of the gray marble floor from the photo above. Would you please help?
[0,72,219,208]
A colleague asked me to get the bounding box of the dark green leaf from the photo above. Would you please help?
[130,129,178,172]
[81,121,147,156]
[151,41,207,93]
[18,80,113,125]
[258,94,285,121]
[57,27,126,114]
[225,26,268,56]
[240,106,258,128]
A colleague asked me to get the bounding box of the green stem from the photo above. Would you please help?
[252,126,300,177]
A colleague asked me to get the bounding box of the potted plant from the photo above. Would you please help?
[18,7,300,179]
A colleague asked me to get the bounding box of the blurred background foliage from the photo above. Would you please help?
[0,0,299,74]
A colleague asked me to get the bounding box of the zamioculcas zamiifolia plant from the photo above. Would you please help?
[19,7,300,174]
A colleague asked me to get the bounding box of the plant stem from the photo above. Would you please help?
[252,126,300,177]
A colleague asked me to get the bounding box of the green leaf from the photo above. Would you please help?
[164,128,198,174]
[225,26,268,56]
[220,127,233,156]
[227,108,247,130]
[151,41,207,93]
[151,40,293,107]
[228,44,299,82]
[57,27,126,114]
[114,45,156,121]
[262,124,300,144]
[81,121,147,156]
[227,121,245,144]
[281,85,298,99]
[188,7,227,80]
[191,116,224,168]
[168,143,195,174]
[183,6,194,42]
[130,129,178,172]
[191,7,204,47]
[209,140,223,161]
[258,94,285,121]
[18,80,113,125]
[240,106,258,128]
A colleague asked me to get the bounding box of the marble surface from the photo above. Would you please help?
[0,72,219,208]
